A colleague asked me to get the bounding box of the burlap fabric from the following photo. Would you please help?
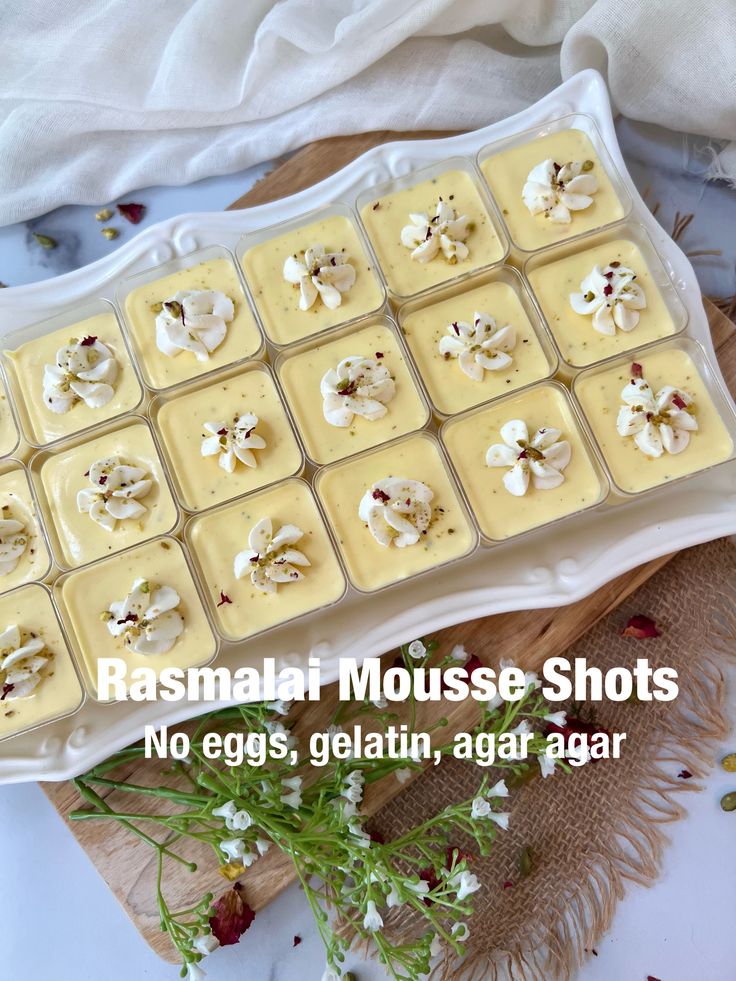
[370,537,736,981]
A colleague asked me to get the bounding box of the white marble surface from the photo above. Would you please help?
[1,118,735,981]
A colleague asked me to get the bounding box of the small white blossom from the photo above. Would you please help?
[192,932,220,957]
[372,693,388,709]
[484,691,505,713]
[471,796,492,819]
[510,720,533,737]
[281,775,303,809]
[452,870,481,901]
[326,724,343,739]
[363,899,384,931]
[264,720,296,750]
[395,767,412,784]
[321,969,341,981]
[255,838,271,856]
[539,753,557,779]
[524,670,541,691]
[487,812,510,831]
[219,837,246,861]
[429,934,443,958]
[451,643,468,661]
[544,711,567,727]
[186,962,207,981]
[452,922,470,942]
[487,779,509,798]
[406,880,430,896]
[348,819,372,848]
[407,639,426,659]
[386,884,402,908]
[266,699,292,716]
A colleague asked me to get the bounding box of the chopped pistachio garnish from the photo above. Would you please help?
[581,159,595,171]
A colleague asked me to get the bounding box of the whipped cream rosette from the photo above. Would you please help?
[439,313,516,382]
[104,578,184,655]
[283,244,356,311]
[522,159,598,224]
[155,290,234,361]
[320,355,396,427]
[486,420,571,497]
[77,456,153,531]
[616,363,697,457]
[43,335,118,414]
[234,517,310,594]
[0,516,28,576]
[359,477,433,548]
[0,624,48,700]
[570,262,646,335]
[201,413,266,472]
[400,199,471,264]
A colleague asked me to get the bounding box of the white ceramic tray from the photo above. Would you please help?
[1,69,735,784]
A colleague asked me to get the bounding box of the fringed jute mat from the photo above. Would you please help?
[370,537,736,981]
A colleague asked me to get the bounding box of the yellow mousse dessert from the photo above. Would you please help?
[316,432,475,591]
[37,420,177,568]
[360,169,505,296]
[58,537,216,699]
[442,384,604,541]
[5,311,142,446]
[0,377,18,457]
[527,237,681,367]
[278,319,428,464]
[241,213,384,346]
[575,348,734,494]
[481,129,625,252]
[0,465,50,593]
[400,278,553,416]
[188,479,345,641]
[155,364,302,511]
[123,257,262,389]
[0,584,83,740]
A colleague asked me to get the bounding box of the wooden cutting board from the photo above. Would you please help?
[42,132,736,962]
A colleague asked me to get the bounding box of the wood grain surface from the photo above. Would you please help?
[42,130,736,961]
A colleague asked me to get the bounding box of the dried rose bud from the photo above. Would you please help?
[80,335,98,347]
[117,202,146,224]
[209,882,255,946]
[217,591,232,607]
[622,614,660,639]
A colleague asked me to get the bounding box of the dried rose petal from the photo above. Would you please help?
[672,393,687,410]
[631,362,643,379]
[369,830,386,845]
[1,683,14,701]
[80,335,98,347]
[502,880,514,890]
[293,935,302,947]
[217,591,233,607]
[372,488,390,503]
[677,769,693,779]
[603,284,613,296]
[375,351,384,359]
[622,614,661,639]
[646,977,663,981]
[209,883,256,947]
[117,202,146,224]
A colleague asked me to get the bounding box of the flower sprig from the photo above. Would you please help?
[69,640,569,981]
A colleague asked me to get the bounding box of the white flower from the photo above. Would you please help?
[451,870,481,901]
[544,711,567,727]
[523,670,541,691]
[487,811,510,831]
[326,724,343,739]
[265,719,296,750]
[451,644,468,661]
[487,779,509,798]
[234,516,310,594]
[522,159,598,223]
[320,355,395,428]
[386,884,402,908]
[484,691,505,713]
[348,819,372,848]
[0,517,28,576]
[486,419,571,497]
[363,899,384,931]
[407,639,426,659]
[186,962,207,981]
[266,699,292,716]
[241,851,257,868]
[406,880,430,896]
[471,796,491,819]
[77,457,153,531]
[570,263,646,335]
[219,837,246,861]
[105,578,184,655]
[255,838,271,856]
[155,290,233,361]
[212,800,237,824]
[283,244,356,311]
[539,753,557,779]
[616,368,697,457]
[359,477,433,548]
[343,771,364,804]
[200,414,266,473]
[510,720,532,737]
[372,693,388,709]
[439,313,516,382]
[43,335,118,414]
[0,625,48,700]
[400,198,471,264]
[192,932,220,957]
[321,968,341,981]
[395,767,412,784]
[281,775,303,809]
[429,934,443,958]
[452,922,470,942]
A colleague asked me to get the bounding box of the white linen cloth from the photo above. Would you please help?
[1,0,734,226]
